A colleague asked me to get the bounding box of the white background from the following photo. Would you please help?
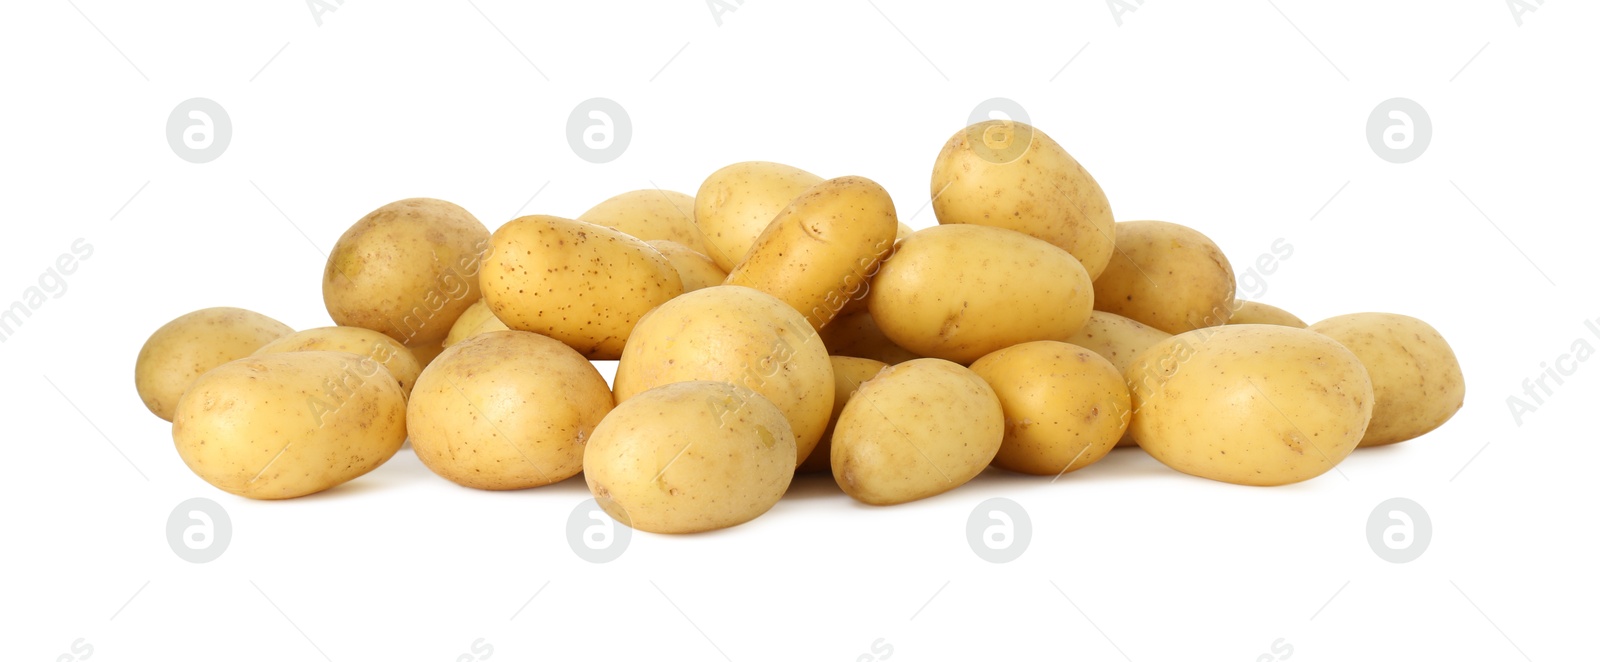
[2,1,1595,660]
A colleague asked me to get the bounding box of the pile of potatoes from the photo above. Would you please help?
[135,119,1466,533]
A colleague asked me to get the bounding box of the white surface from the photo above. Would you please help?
[2,1,1595,660]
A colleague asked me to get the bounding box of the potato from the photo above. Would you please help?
[408,338,447,369]
[931,120,1116,279]
[578,189,710,255]
[1063,311,1173,447]
[1093,220,1236,334]
[614,285,833,464]
[252,326,422,396]
[868,224,1093,364]
[726,176,899,330]
[1309,313,1465,447]
[408,331,612,490]
[819,309,920,365]
[584,381,796,533]
[480,215,682,360]
[970,341,1129,476]
[798,356,887,474]
[695,161,824,270]
[1230,301,1307,328]
[647,239,727,292]
[323,198,489,348]
[442,299,509,348]
[135,307,293,421]
[896,222,913,241]
[1125,325,1373,486]
[172,351,407,499]
[831,358,1003,504]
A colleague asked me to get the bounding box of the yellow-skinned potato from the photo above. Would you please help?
[1065,311,1172,447]
[252,326,421,396]
[969,341,1129,476]
[481,215,682,360]
[614,285,833,464]
[1125,325,1373,486]
[1310,313,1465,447]
[726,176,900,330]
[135,307,293,421]
[172,351,407,499]
[323,198,489,348]
[442,299,509,348]
[819,309,920,365]
[832,358,1003,505]
[896,222,913,241]
[578,189,710,256]
[584,381,796,533]
[868,224,1093,364]
[798,356,887,473]
[408,338,447,369]
[931,120,1116,279]
[408,331,612,490]
[695,161,824,271]
[647,239,727,292]
[1094,220,1236,334]
[1230,301,1307,328]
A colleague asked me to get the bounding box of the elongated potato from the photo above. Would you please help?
[172,351,407,499]
[819,309,921,365]
[442,299,509,348]
[135,307,293,421]
[869,225,1093,364]
[798,356,887,473]
[695,161,824,270]
[931,120,1116,279]
[726,176,900,330]
[578,189,710,255]
[1310,313,1465,447]
[585,381,796,533]
[481,215,682,360]
[970,341,1129,475]
[1093,220,1235,334]
[1230,301,1307,328]
[647,239,727,292]
[252,326,422,395]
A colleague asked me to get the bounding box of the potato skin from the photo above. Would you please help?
[323,198,489,347]
[1230,301,1307,328]
[726,176,900,330]
[695,161,824,271]
[1125,325,1373,486]
[868,224,1093,364]
[578,189,710,255]
[1093,220,1236,334]
[819,309,921,365]
[442,299,509,348]
[584,381,796,534]
[614,285,833,464]
[1309,313,1465,447]
[252,326,421,396]
[172,351,407,499]
[480,215,683,360]
[408,331,612,490]
[798,356,888,474]
[970,341,1129,476]
[931,120,1116,279]
[831,358,1004,505]
[647,240,727,292]
[1064,310,1172,447]
[135,307,293,421]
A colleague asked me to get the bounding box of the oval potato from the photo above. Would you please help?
[442,299,510,348]
[135,307,293,421]
[1309,313,1465,447]
[798,356,887,474]
[695,161,823,271]
[1093,220,1236,334]
[578,189,710,255]
[647,239,727,292]
[970,341,1129,475]
[1230,301,1307,328]
[253,326,422,396]
[819,309,921,365]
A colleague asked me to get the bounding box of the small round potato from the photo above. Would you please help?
[1093,220,1236,334]
[1230,301,1307,328]
[615,285,833,464]
[408,331,613,490]
[480,215,683,360]
[442,299,510,348]
[869,224,1093,364]
[252,326,422,396]
[819,309,921,365]
[135,307,293,421]
[694,161,824,270]
[1125,325,1373,486]
[647,239,728,292]
[969,341,1129,476]
[931,120,1116,279]
[584,381,796,534]
[831,358,1004,505]
[577,189,710,255]
[172,351,407,499]
[1309,313,1465,447]
[798,356,887,474]
[323,198,490,348]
